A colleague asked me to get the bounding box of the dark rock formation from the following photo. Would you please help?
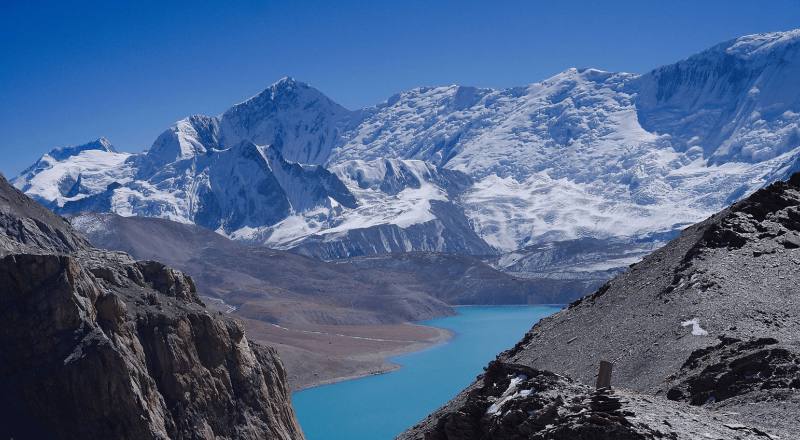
[0,173,88,256]
[401,174,800,438]
[403,361,775,440]
[666,337,800,406]
[0,174,305,440]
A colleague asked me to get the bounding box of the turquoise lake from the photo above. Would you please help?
[293,305,561,440]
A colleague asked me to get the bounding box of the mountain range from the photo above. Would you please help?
[13,29,800,284]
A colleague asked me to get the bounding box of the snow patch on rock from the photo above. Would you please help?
[681,318,709,336]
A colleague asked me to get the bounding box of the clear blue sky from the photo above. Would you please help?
[2,0,799,177]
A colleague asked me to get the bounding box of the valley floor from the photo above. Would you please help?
[242,318,452,390]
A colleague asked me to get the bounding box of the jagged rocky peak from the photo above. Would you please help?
[0,171,305,439]
[219,76,353,165]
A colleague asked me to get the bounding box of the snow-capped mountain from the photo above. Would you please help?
[12,29,800,269]
[14,137,135,208]
[56,140,358,235]
[636,29,800,165]
[219,77,353,165]
[256,158,491,259]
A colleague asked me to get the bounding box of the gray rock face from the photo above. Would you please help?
[665,336,800,406]
[400,173,800,439]
[0,174,89,256]
[0,175,305,440]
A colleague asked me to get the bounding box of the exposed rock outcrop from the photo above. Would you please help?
[403,361,775,440]
[0,175,304,440]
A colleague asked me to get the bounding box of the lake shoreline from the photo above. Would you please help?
[292,324,454,391]
[291,304,565,391]
[293,305,562,440]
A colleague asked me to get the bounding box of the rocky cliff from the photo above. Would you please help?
[400,174,800,439]
[0,174,305,440]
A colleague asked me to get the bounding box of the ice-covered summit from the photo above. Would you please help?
[634,29,800,167]
[140,115,220,174]
[724,28,800,59]
[330,67,644,182]
[14,137,132,208]
[46,137,117,161]
[219,76,354,165]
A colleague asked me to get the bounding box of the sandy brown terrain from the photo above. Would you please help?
[242,318,451,390]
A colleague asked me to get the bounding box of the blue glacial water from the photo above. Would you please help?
[293,305,561,440]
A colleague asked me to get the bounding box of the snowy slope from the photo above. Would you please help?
[328,30,800,250]
[50,141,359,235]
[12,29,800,264]
[229,158,490,258]
[330,69,654,181]
[135,115,220,177]
[13,138,134,208]
[636,30,800,165]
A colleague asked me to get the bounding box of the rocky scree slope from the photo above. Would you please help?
[0,174,304,440]
[400,361,776,440]
[399,174,800,439]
